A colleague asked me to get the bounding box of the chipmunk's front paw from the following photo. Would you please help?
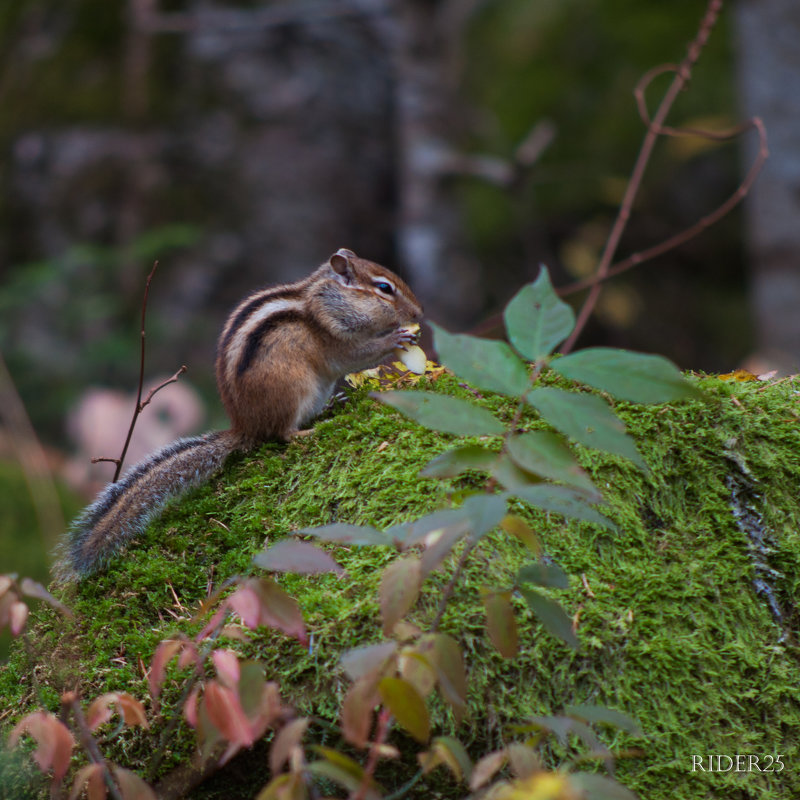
[393,324,426,374]
[393,325,420,346]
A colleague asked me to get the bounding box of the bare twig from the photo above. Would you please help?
[560,0,728,353]
[140,365,188,412]
[352,707,393,800]
[92,261,187,482]
[558,113,768,297]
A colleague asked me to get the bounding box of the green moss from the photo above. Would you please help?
[1,373,799,799]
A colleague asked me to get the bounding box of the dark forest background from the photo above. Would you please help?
[1,0,799,575]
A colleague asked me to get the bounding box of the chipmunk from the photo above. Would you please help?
[56,248,423,581]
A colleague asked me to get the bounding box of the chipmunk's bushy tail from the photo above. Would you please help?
[55,429,243,582]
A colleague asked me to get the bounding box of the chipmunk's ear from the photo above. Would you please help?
[329,248,357,283]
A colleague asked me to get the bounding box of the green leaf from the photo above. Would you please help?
[500,514,542,555]
[339,642,398,681]
[298,523,392,546]
[507,431,598,496]
[517,561,569,589]
[431,323,530,396]
[526,387,646,468]
[420,445,499,478]
[570,772,639,800]
[378,677,430,743]
[519,587,578,649]
[551,348,702,403]
[424,736,473,782]
[386,508,468,547]
[504,266,576,360]
[565,704,643,736]
[510,484,617,530]
[372,391,505,436]
[461,493,508,540]
[308,747,383,798]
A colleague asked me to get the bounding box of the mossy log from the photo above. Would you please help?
[1,373,799,799]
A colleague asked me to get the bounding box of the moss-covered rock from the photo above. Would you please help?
[1,372,799,799]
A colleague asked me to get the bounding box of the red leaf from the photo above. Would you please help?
[68,763,106,800]
[195,606,228,641]
[340,676,380,748]
[483,591,519,658]
[379,557,421,637]
[115,694,149,729]
[227,585,261,629]
[111,766,157,800]
[87,695,115,731]
[230,578,307,645]
[470,750,507,791]
[203,680,255,749]
[20,578,74,617]
[9,711,75,782]
[148,640,183,701]
[269,717,309,775]
[428,634,467,722]
[183,684,201,728]
[339,642,397,682]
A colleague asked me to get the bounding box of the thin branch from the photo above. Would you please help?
[558,114,768,297]
[140,365,188,412]
[352,707,393,800]
[91,261,187,482]
[560,0,725,354]
[430,538,479,633]
[113,259,160,482]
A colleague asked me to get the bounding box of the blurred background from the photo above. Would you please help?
[1,0,798,579]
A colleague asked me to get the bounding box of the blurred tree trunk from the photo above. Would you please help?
[735,0,800,370]
[374,0,484,326]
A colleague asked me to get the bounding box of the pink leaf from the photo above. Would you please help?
[212,649,241,689]
[203,680,255,749]
[10,600,29,635]
[269,717,310,775]
[183,684,201,728]
[111,766,157,800]
[148,640,183,701]
[20,578,74,617]
[232,578,307,645]
[227,585,262,629]
[68,763,106,800]
[9,711,75,782]
[195,606,227,641]
[87,695,116,731]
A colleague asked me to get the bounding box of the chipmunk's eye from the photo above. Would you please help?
[374,281,394,295]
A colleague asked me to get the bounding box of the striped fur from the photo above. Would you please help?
[55,430,240,581]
